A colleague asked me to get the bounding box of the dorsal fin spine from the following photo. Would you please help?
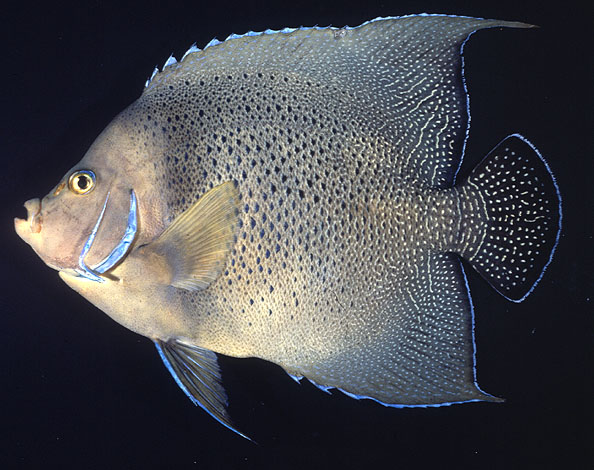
[163,54,177,69]
[142,14,532,92]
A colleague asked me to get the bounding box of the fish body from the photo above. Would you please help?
[15,15,561,437]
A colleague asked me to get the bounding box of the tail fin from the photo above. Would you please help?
[459,135,562,302]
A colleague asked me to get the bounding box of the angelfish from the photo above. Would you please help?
[14,15,562,438]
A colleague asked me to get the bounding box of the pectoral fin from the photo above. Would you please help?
[146,182,239,291]
[154,338,251,441]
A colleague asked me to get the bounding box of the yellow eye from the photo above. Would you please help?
[68,170,96,195]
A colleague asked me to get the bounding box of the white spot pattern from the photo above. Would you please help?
[116,16,557,407]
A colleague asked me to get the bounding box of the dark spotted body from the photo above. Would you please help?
[100,16,560,406]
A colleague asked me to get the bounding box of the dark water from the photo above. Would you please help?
[2,1,592,468]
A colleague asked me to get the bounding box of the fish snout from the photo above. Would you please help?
[14,198,42,243]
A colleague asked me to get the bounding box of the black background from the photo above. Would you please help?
[1,1,592,468]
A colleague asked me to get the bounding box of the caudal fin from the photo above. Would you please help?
[460,135,562,302]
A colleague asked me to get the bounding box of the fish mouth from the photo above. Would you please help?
[14,198,49,264]
[74,190,138,282]
[15,198,65,271]
[14,198,42,238]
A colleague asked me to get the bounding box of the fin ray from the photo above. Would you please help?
[144,16,533,187]
[459,135,562,301]
[154,338,251,441]
[150,181,239,291]
[295,252,501,406]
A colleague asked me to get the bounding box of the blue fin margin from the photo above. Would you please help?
[283,260,502,409]
[154,339,253,441]
[145,14,529,88]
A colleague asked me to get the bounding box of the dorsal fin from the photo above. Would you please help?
[142,15,533,188]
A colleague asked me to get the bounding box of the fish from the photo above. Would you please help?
[14,14,562,439]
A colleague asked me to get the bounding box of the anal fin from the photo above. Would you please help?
[154,338,251,441]
[295,253,501,407]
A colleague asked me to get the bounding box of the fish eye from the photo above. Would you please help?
[68,170,96,195]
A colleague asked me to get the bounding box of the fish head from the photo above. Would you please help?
[15,118,153,279]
